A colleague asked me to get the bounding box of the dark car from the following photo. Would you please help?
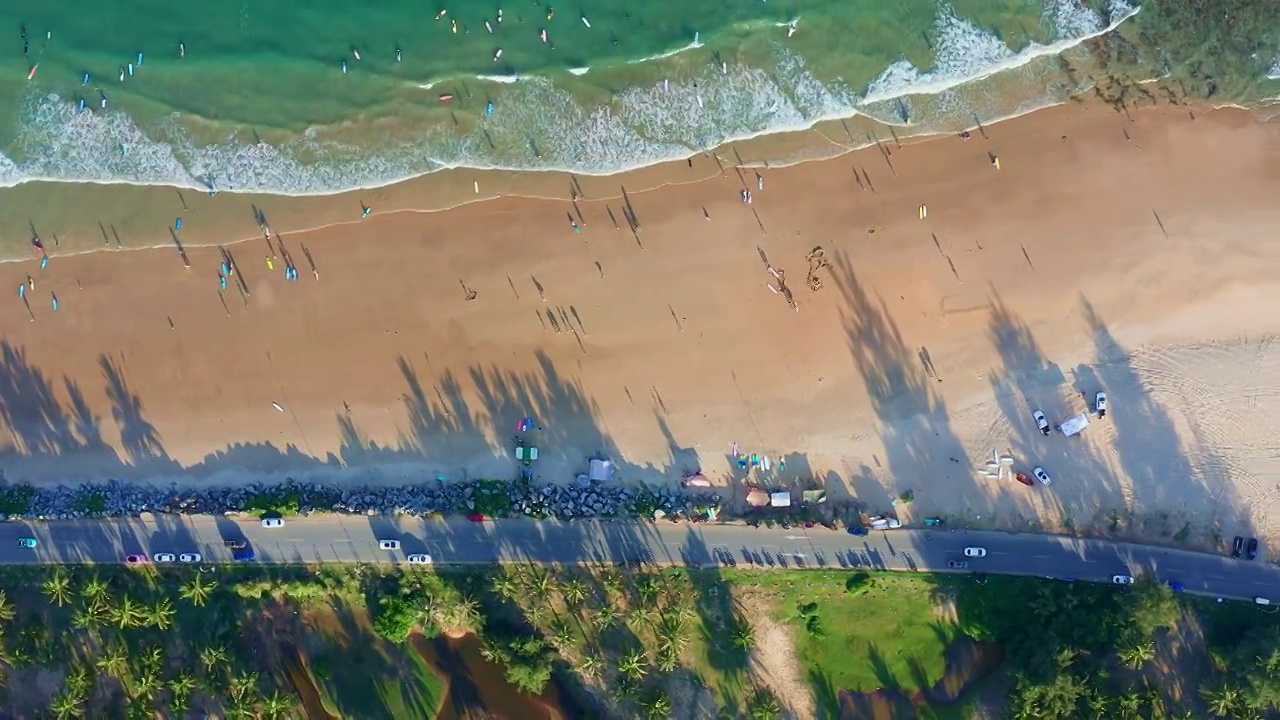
[1232,536,1245,559]
[232,547,256,562]
[847,526,870,536]
[1247,538,1259,560]
[946,560,969,570]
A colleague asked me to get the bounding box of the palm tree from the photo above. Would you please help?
[95,644,129,678]
[478,642,510,665]
[550,621,574,649]
[199,645,229,674]
[65,665,92,697]
[229,671,261,702]
[81,575,109,606]
[168,674,197,714]
[563,578,589,606]
[579,652,602,678]
[593,606,620,632]
[43,569,73,607]
[1120,641,1156,670]
[453,594,482,628]
[49,689,84,720]
[748,689,782,719]
[492,574,520,600]
[529,569,555,598]
[72,602,108,632]
[1202,684,1242,718]
[180,574,217,607]
[130,668,162,704]
[731,621,756,651]
[110,596,144,630]
[260,689,299,720]
[0,590,16,623]
[618,648,648,681]
[656,646,679,673]
[144,599,175,630]
[641,689,673,720]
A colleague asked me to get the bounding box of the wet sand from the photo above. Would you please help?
[1,102,1278,546]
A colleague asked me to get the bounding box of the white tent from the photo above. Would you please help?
[588,458,616,482]
[1059,413,1090,437]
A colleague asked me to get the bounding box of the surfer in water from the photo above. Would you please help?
[352,47,361,61]
[396,48,402,62]
[179,41,185,58]
[341,59,348,74]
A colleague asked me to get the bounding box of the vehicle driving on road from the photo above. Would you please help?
[378,540,401,550]
[963,547,987,557]
[946,559,969,569]
[1112,575,1135,584]
[1033,410,1050,436]
[179,553,202,563]
[17,538,36,549]
[153,553,176,563]
[1033,467,1052,486]
[407,554,433,564]
[261,517,285,528]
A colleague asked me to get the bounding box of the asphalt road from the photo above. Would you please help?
[0,515,1276,602]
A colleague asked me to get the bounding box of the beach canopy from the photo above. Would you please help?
[770,491,792,507]
[589,458,616,482]
[1059,413,1090,437]
[745,488,770,507]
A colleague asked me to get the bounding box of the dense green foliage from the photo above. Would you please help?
[243,489,302,518]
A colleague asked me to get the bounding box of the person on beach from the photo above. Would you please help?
[361,204,372,218]
[50,293,58,311]
[266,256,275,271]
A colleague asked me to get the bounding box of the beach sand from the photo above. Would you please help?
[1,102,1278,549]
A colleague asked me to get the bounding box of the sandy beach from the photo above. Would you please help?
[1,101,1278,548]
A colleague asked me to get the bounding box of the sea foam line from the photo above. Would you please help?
[0,2,1143,198]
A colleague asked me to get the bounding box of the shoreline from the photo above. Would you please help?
[0,99,1277,551]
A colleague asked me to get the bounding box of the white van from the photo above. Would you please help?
[1256,597,1271,606]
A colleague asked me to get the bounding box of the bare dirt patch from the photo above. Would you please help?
[739,594,817,720]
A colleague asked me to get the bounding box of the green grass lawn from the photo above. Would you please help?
[721,570,963,713]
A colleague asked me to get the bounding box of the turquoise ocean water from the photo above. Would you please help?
[0,0,1275,196]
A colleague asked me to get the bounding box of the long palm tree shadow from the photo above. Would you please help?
[828,252,969,518]
[1078,298,1256,543]
[986,293,1117,530]
[99,352,179,471]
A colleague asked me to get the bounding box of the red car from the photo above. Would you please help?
[468,514,486,522]
[1014,472,1034,487]
[125,554,149,565]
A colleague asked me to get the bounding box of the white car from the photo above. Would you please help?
[407,554,433,565]
[963,547,987,558]
[1032,410,1050,436]
[1112,575,1135,584]
[1256,597,1271,606]
[378,540,401,550]
[1033,467,1052,486]
[153,553,176,563]
[261,517,285,528]
[1095,392,1108,418]
[179,553,202,563]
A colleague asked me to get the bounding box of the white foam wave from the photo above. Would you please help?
[568,67,590,76]
[863,0,1139,105]
[0,1,1145,196]
[475,74,521,84]
[1267,57,1280,80]
[627,39,700,65]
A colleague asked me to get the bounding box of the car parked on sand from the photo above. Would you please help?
[261,517,284,528]
[378,540,401,550]
[963,547,987,558]
[17,538,37,549]
[1033,467,1052,486]
[125,554,148,565]
[179,553,202,563]
[946,560,970,570]
[1112,575,1135,585]
[153,553,176,563]
[1233,536,1245,559]
[407,554,433,565]
[1033,410,1051,436]
[1095,392,1108,418]
[1247,538,1259,560]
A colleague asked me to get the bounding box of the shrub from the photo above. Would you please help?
[245,490,302,518]
[371,596,419,644]
[0,484,36,516]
